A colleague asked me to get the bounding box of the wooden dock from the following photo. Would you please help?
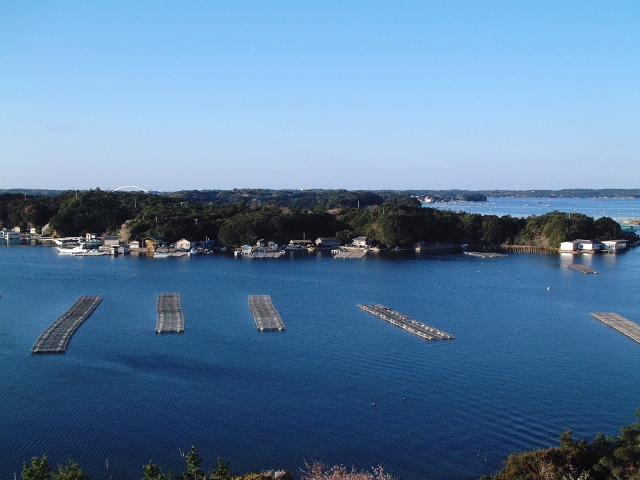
[248,295,285,331]
[358,304,454,341]
[251,251,284,258]
[31,296,102,353]
[591,312,640,344]
[333,250,368,259]
[464,252,507,258]
[567,264,598,274]
[156,293,185,333]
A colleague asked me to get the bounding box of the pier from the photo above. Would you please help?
[358,304,454,341]
[156,293,185,333]
[248,295,285,331]
[590,312,640,344]
[252,251,284,258]
[333,249,368,259]
[31,296,102,353]
[464,252,507,258]
[567,264,598,274]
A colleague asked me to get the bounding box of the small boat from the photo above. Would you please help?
[57,245,85,254]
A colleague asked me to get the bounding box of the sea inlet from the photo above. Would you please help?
[1,246,640,479]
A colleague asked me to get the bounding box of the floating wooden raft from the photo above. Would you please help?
[591,312,640,344]
[567,264,598,274]
[464,252,507,258]
[333,250,367,259]
[248,295,285,331]
[31,295,102,353]
[358,304,454,341]
[156,293,184,333]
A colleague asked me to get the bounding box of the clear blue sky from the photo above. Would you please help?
[1,1,639,191]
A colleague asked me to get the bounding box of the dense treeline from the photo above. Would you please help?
[0,190,627,248]
[485,410,640,480]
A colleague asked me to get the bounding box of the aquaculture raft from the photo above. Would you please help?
[567,264,598,274]
[590,312,640,344]
[358,304,454,341]
[31,295,102,353]
[248,295,285,331]
[156,293,185,333]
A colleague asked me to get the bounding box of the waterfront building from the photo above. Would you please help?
[559,239,604,252]
[103,236,120,246]
[176,238,195,250]
[315,237,341,247]
[602,240,628,252]
[353,236,373,247]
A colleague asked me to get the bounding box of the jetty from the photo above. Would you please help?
[251,251,284,258]
[567,264,598,274]
[156,293,185,333]
[248,295,285,331]
[464,252,507,258]
[333,249,368,259]
[590,312,640,344]
[31,296,102,353]
[358,304,454,341]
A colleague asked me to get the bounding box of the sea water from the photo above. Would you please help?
[1,247,640,479]
[430,196,640,221]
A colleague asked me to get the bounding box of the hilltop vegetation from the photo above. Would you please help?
[485,410,640,480]
[0,189,627,248]
[20,450,394,480]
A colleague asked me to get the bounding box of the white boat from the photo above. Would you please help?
[57,245,85,254]
[73,250,107,256]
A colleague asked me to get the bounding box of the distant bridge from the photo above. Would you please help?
[112,185,149,193]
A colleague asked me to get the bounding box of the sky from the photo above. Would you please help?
[1,1,639,191]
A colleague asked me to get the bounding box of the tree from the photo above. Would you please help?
[52,459,89,480]
[142,460,162,480]
[22,455,52,480]
[594,217,622,240]
[210,458,231,480]
[178,446,204,480]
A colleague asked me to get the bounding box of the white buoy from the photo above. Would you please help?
[547,286,551,291]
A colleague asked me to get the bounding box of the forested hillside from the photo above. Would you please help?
[0,189,627,248]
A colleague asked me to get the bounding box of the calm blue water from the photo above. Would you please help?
[2,198,640,479]
[429,196,640,222]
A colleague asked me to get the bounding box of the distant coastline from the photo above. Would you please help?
[2,188,640,199]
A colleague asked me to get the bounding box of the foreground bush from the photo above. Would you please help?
[300,462,396,480]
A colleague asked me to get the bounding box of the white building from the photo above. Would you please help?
[103,236,120,246]
[601,240,628,252]
[176,238,195,250]
[560,241,579,252]
[241,244,253,255]
[560,239,603,252]
[352,236,373,247]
